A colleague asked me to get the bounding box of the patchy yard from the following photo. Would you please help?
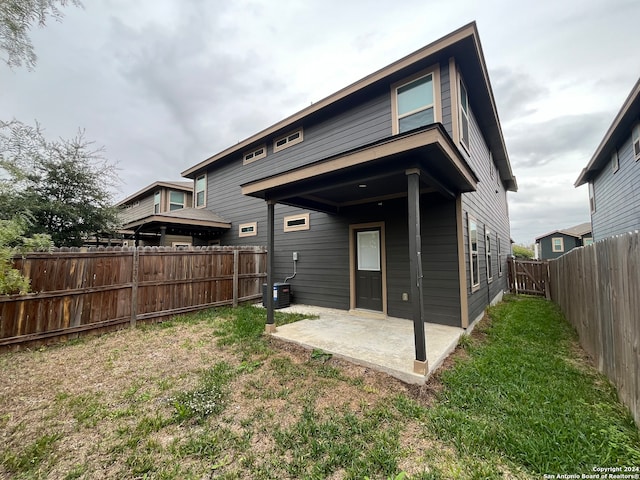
[1,298,639,479]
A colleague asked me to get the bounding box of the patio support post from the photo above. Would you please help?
[265,199,276,333]
[406,169,428,375]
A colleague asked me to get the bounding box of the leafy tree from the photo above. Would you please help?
[0,0,81,70]
[512,244,534,260]
[0,119,120,247]
[0,216,52,295]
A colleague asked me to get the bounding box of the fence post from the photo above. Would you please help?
[130,247,139,328]
[232,249,239,307]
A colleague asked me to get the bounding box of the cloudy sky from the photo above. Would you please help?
[1,0,639,245]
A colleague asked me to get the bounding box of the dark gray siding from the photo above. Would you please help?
[241,93,392,184]
[591,134,640,240]
[537,234,581,260]
[440,61,453,137]
[460,95,511,324]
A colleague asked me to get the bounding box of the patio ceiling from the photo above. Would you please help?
[241,124,479,213]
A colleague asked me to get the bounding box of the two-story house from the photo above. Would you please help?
[534,222,592,260]
[575,77,640,241]
[117,180,230,246]
[181,22,517,374]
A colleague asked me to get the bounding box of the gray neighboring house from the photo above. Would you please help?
[181,22,517,373]
[534,222,592,260]
[116,180,230,246]
[575,77,640,241]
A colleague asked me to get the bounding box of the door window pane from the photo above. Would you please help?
[357,231,380,271]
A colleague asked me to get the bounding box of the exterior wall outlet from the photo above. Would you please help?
[402,292,409,301]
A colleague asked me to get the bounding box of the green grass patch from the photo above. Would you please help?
[170,362,235,423]
[1,432,61,476]
[428,295,640,476]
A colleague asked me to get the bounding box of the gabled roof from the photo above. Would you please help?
[182,22,517,192]
[535,222,592,242]
[116,181,193,206]
[575,77,640,187]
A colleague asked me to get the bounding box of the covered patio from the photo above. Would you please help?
[269,305,464,384]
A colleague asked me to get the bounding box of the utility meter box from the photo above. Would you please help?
[262,283,291,309]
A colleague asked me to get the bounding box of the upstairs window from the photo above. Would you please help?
[552,237,564,253]
[395,73,434,134]
[169,191,185,211]
[195,174,206,208]
[243,145,267,165]
[612,150,619,173]
[274,129,304,153]
[633,124,640,161]
[154,191,161,214]
[459,79,470,150]
[589,182,596,213]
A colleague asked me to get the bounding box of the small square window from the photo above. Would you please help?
[284,213,310,232]
[239,222,257,237]
[552,237,564,253]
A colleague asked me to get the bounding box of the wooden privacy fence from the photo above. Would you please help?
[548,232,639,427]
[0,246,266,350]
[507,257,550,297]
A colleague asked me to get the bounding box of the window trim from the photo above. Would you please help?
[169,190,185,211]
[468,215,480,291]
[243,145,267,165]
[486,227,493,283]
[611,150,619,173]
[195,174,206,208]
[390,65,441,135]
[273,128,304,153]
[459,75,470,152]
[284,213,310,232]
[239,221,258,237]
[153,191,161,214]
[552,237,565,253]
[632,124,640,161]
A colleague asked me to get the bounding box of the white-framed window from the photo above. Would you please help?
[284,213,310,232]
[195,174,206,208]
[612,150,619,173]
[468,215,479,290]
[393,72,435,134]
[172,242,191,248]
[169,191,185,211]
[589,182,596,213]
[486,227,493,282]
[243,145,267,165]
[633,124,640,161]
[273,129,303,153]
[153,191,161,214]
[552,237,564,253]
[239,221,257,237]
[497,234,503,277]
[584,237,593,246]
[459,78,470,150]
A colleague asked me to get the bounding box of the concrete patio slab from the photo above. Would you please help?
[268,305,464,384]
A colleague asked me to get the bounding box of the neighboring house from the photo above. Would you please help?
[181,22,517,374]
[575,77,640,241]
[116,180,230,246]
[534,222,592,260]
